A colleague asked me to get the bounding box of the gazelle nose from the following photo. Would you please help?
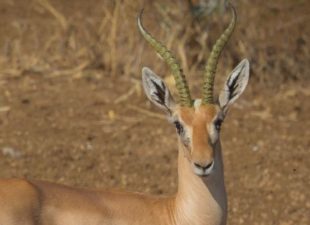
[194,161,214,170]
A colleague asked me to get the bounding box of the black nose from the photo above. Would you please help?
[194,161,213,170]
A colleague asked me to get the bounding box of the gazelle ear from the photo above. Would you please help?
[142,67,175,115]
[219,59,250,114]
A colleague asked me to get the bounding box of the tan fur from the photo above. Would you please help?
[0,104,227,225]
[179,105,217,166]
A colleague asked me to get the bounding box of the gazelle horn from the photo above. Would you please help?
[137,10,193,107]
[202,5,237,104]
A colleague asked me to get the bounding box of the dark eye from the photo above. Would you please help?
[174,121,184,135]
[214,119,222,131]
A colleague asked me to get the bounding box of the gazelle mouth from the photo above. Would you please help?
[193,161,215,176]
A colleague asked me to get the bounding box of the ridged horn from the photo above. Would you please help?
[137,10,193,107]
[202,5,237,104]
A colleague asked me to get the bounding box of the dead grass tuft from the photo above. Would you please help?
[0,0,309,90]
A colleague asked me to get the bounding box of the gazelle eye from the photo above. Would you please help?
[214,119,222,131]
[174,121,184,135]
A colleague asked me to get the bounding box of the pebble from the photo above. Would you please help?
[1,146,23,159]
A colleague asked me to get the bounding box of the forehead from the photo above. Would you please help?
[177,102,217,126]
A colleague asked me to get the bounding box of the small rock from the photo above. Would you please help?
[252,145,259,151]
[86,142,93,151]
[1,146,23,159]
[0,106,10,112]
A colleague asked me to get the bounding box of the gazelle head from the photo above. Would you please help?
[138,6,249,177]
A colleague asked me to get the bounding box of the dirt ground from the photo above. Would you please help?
[0,0,309,224]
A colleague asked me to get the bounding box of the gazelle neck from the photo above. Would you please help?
[174,140,227,225]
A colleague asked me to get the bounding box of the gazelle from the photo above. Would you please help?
[0,5,249,225]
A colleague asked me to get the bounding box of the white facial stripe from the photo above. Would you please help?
[208,115,220,144]
[193,99,202,109]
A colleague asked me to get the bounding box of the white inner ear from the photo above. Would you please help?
[219,59,250,109]
[142,67,175,114]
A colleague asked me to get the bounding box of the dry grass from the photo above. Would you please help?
[0,0,309,89]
